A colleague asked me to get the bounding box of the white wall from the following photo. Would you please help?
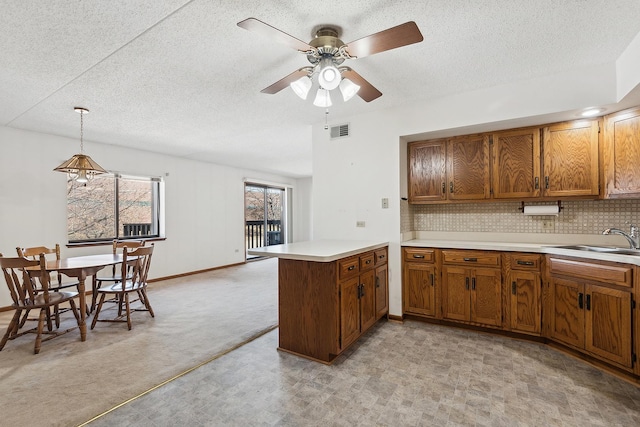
[0,125,309,307]
[312,59,640,317]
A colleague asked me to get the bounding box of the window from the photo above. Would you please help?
[66,173,163,243]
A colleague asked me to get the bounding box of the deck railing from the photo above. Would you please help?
[245,219,281,249]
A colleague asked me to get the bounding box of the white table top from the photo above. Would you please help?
[248,240,388,262]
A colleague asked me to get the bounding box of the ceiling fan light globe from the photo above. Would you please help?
[290,76,312,100]
[313,89,332,108]
[339,78,360,102]
[318,63,341,90]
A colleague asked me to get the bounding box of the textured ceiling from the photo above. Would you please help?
[2,1,640,178]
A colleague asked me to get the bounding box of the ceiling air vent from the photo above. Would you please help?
[330,123,350,139]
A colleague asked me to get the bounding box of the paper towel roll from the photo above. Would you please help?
[523,205,559,216]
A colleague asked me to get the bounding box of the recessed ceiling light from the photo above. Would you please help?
[581,108,603,117]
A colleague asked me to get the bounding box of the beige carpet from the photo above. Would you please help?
[0,257,278,427]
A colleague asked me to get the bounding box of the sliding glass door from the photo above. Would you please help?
[245,183,285,258]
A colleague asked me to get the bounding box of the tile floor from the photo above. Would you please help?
[88,320,640,426]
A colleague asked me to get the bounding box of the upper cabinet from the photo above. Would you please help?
[603,107,640,198]
[542,120,599,198]
[491,127,541,199]
[410,118,601,204]
[408,135,490,203]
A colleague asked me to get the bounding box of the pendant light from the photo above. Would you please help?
[54,107,107,183]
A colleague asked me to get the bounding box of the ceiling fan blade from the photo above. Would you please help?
[344,21,423,58]
[237,18,315,53]
[341,68,382,102]
[260,68,310,94]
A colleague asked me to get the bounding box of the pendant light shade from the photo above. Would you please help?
[339,78,360,102]
[317,58,341,90]
[54,107,107,182]
[290,75,312,100]
[313,89,332,107]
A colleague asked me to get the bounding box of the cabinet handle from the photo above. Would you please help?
[430,273,434,287]
[378,254,385,259]
[376,277,380,288]
[535,177,539,189]
[365,260,371,265]
[360,284,365,297]
[442,182,446,194]
[450,182,454,193]
[463,257,477,262]
[472,277,476,290]
[516,260,534,266]
[512,281,517,295]
[412,254,425,259]
[465,277,469,290]
[586,294,591,311]
[348,265,355,271]
[545,176,549,189]
[578,293,584,309]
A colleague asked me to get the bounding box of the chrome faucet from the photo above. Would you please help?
[602,224,640,249]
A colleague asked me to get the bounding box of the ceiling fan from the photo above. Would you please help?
[237,18,424,106]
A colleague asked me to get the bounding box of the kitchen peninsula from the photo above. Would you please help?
[249,240,389,363]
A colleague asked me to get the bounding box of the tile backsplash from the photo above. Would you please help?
[401,199,640,235]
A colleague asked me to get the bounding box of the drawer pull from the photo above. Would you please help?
[412,254,425,259]
[463,257,477,262]
[378,254,385,259]
[511,281,516,295]
[365,260,371,265]
[516,260,534,266]
[348,265,355,271]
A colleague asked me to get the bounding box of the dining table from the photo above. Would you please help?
[30,254,127,342]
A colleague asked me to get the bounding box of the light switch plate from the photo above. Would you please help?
[382,198,389,208]
[356,221,366,227]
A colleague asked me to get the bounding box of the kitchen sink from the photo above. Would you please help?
[554,245,640,256]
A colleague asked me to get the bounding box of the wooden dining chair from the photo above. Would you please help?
[0,253,81,354]
[90,240,145,312]
[91,244,155,330]
[16,244,83,327]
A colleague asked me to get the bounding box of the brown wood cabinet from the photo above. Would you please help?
[408,135,490,203]
[603,106,640,198]
[504,253,541,335]
[411,118,600,204]
[547,256,634,369]
[491,127,541,199]
[403,248,438,317]
[441,250,502,327]
[542,120,599,198]
[278,247,388,364]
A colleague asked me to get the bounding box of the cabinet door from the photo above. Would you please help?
[584,284,632,368]
[542,120,599,197]
[470,268,502,327]
[509,270,541,334]
[375,263,389,319]
[491,128,541,199]
[447,135,490,200]
[403,262,436,317]
[442,266,470,321]
[603,107,640,198]
[549,278,585,349]
[339,276,361,350]
[359,269,377,332]
[408,140,447,202]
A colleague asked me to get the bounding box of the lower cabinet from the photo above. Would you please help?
[548,256,634,369]
[403,248,438,317]
[278,246,388,364]
[505,253,542,335]
[441,250,502,327]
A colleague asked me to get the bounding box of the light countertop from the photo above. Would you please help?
[248,240,388,262]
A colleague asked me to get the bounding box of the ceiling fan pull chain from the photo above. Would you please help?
[324,108,329,130]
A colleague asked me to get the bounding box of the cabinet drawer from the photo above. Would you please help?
[360,252,375,271]
[375,248,388,265]
[404,248,435,263]
[509,254,541,270]
[442,250,500,267]
[548,257,632,288]
[338,256,360,279]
